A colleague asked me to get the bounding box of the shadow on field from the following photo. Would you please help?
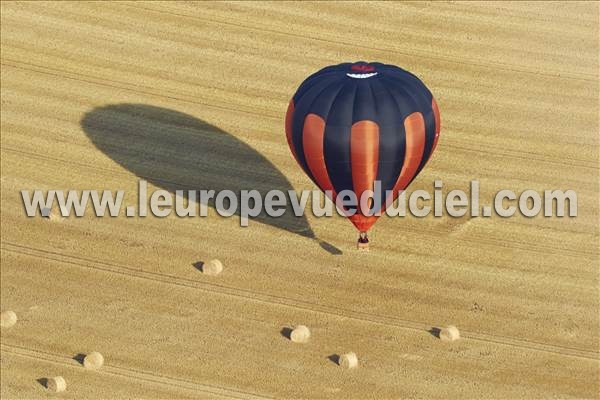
[192,261,205,272]
[280,326,293,339]
[81,104,341,254]
[327,354,340,365]
[72,353,86,365]
[428,327,441,339]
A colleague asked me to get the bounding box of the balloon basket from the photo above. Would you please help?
[357,232,369,251]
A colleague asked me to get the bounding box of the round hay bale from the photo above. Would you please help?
[41,207,62,221]
[439,325,460,342]
[47,376,66,393]
[203,259,223,276]
[290,325,310,343]
[338,352,358,369]
[1,311,17,328]
[83,352,104,370]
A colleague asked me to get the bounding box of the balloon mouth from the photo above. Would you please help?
[346,72,378,79]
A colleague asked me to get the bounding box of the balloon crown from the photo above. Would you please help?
[350,63,375,72]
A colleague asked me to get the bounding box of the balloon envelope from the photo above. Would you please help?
[286,62,440,232]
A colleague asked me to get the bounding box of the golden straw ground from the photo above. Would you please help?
[0,1,598,399]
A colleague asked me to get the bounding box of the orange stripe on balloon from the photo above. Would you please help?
[302,113,336,201]
[350,120,379,220]
[348,213,379,233]
[285,100,301,166]
[428,97,441,160]
[388,112,426,202]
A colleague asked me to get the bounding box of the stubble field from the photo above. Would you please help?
[1,2,599,398]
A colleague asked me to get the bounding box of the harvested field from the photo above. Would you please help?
[1,1,598,399]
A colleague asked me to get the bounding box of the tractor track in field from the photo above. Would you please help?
[2,241,598,362]
[0,59,280,121]
[6,2,597,83]
[123,4,596,83]
[0,343,272,400]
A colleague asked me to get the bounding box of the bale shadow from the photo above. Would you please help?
[428,327,441,339]
[36,378,48,389]
[81,104,341,254]
[73,353,86,365]
[327,354,340,365]
[192,261,205,272]
[280,326,293,340]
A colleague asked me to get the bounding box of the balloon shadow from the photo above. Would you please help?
[80,104,341,254]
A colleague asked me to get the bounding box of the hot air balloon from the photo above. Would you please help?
[285,62,441,249]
